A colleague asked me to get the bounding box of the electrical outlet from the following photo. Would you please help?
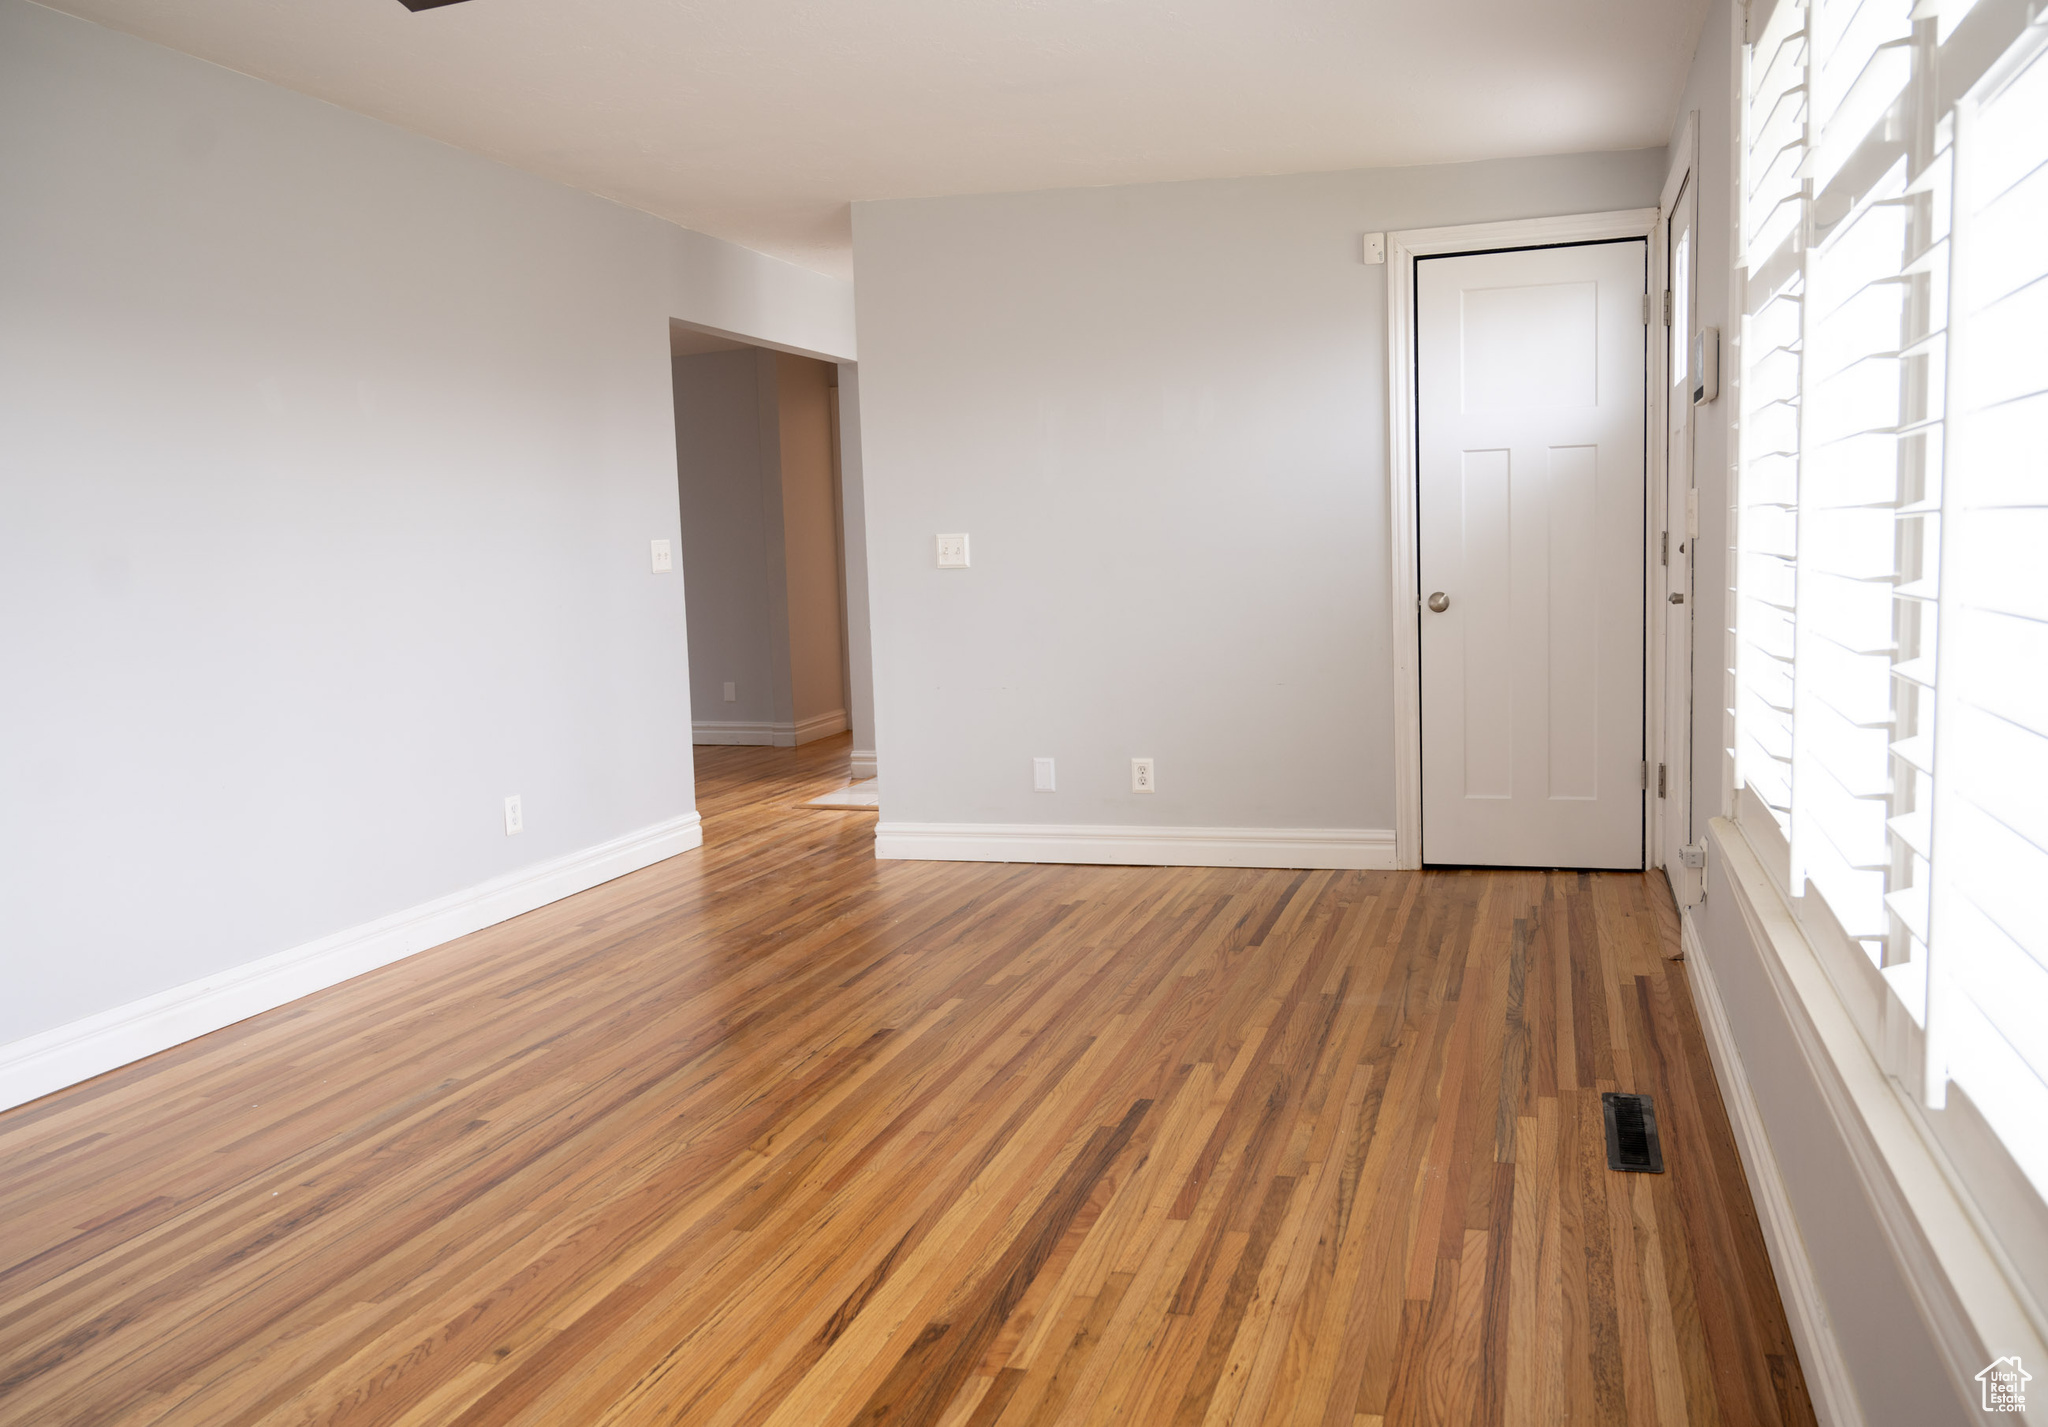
[1131,758,1156,793]
[723,681,736,703]
[935,533,970,568]
[1033,757,1056,792]
[504,795,523,835]
[650,539,673,573]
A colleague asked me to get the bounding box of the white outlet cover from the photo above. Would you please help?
[1131,757,1156,793]
[1362,232,1386,264]
[936,533,970,568]
[723,681,737,702]
[650,538,673,572]
[1033,756,1056,792]
[504,794,524,835]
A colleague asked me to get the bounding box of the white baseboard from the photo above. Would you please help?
[849,749,878,779]
[693,710,846,748]
[873,822,1396,870]
[790,709,847,746]
[0,811,703,1114]
[693,721,776,746]
[1680,910,1865,1427]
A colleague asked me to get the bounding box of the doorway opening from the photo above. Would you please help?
[669,320,877,812]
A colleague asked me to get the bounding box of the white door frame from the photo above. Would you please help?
[1385,206,1665,870]
[1658,114,1703,899]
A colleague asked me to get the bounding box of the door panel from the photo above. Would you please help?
[1417,241,1647,868]
[1664,177,1702,900]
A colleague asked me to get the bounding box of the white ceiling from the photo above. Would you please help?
[42,0,1710,279]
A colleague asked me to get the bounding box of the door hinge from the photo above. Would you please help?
[1640,761,1649,789]
[1657,763,1668,798]
[1664,290,1673,326]
[1661,531,1669,566]
[1641,292,1652,325]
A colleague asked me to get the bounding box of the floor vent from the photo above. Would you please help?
[1602,1092,1665,1173]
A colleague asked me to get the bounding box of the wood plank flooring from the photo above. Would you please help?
[0,737,1814,1426]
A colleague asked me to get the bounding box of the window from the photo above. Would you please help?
[1734,0,2048,1259]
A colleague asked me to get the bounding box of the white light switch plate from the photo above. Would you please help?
[1033,757,1056,792]
[504,794,523,835]
[936,533,970,568]
[650,538,673,572]
[1362,232,1386,264]
[1131,758,1156,793]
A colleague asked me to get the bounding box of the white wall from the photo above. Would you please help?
[0,0,852,1064]
[853,150,1665,841]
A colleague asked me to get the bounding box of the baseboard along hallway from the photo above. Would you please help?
[0,735,1813,1425]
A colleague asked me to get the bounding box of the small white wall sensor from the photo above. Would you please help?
[1692,328,1720,405]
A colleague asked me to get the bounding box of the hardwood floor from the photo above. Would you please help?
[0,736,1813,1426]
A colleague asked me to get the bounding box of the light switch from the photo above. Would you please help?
[1033,757,1056,792]
[1362,232,1386,265]
[936,533,970,568]
[650,539,673,573]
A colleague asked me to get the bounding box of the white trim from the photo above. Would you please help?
[1680,907,1866,1427]
[1385,207,1662,871]
[789,708,848,745]
[873,822,1396,870]
[1707,816,2048,1416]
[693,721,777,746]
[1653,115,1700,894]
[693,708,847,748]
[0,811,704,1113]
[849,749,878,779]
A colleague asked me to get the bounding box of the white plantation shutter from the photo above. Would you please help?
[1736,0,2048,1215]
[1927,25,2048,1191]
[1736,0,1808,829]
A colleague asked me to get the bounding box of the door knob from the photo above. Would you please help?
[1669,592,1685,604]
[1427,592,1450,613]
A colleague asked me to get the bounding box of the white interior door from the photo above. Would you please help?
[1416,240,1648,868]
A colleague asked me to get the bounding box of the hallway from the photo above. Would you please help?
[0,737,1810,1425]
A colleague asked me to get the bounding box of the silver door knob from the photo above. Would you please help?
[1427,592,1450,613]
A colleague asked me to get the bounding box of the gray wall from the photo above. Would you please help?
[674,351,781,729]
[0,0,852,1048]
[852,149,1666,829]
[673,349,849,742]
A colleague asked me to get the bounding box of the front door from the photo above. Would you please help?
[1416,240,1648,868]
[1663,177,1702,901]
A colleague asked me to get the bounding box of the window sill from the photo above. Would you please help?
[1701,815,2047,1410]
